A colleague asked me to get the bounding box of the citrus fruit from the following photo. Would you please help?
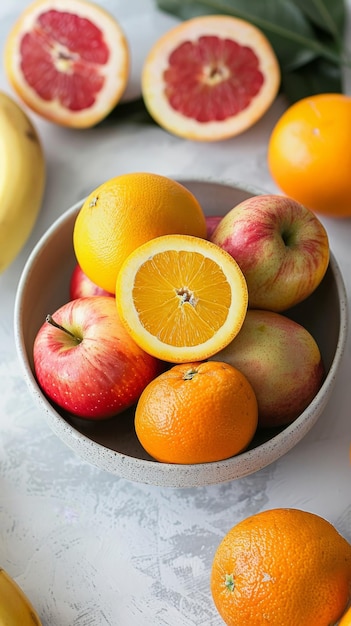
[135,360,258,464]
[211,508,351,626]
[73,172,207,294]
[141,15,280,141]
[4,0,129,128]
[115,233,248,363]
[339,606,351,625]
[268,93,351,218]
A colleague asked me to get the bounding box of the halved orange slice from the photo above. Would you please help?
[115,234,248,363]
[4,0,130,128]
[141,15,280,141]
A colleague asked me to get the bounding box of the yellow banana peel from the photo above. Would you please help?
[0,567,42,625]
[0,91,46,273]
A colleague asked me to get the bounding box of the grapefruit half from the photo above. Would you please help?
[141,15,281,141]
[4,0,130,128]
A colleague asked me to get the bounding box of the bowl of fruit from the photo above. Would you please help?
[14,174,348,488]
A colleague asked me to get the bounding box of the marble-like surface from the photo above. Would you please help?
[1,1,351,624]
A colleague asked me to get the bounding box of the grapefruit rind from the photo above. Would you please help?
[4,0,130,128]
[115,234,249,363]
[141,15,280,141]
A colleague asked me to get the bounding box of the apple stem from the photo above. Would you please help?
[46,314,82,344]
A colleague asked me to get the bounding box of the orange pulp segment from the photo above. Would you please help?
[115,234,248,363]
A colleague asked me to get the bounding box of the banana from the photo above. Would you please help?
[0,567,42,624]
[0,91,45,273]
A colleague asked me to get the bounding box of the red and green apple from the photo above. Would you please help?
[69,263,114,300]
[33,296,162,420]
[210,309,325,429]
[211,194,330,312]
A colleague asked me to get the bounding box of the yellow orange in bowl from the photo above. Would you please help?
[73,172,207,294]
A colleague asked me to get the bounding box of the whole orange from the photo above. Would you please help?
[211,508,351,626]
[268,93,351,218]
[134,361,258,464]
[73,172,207,293]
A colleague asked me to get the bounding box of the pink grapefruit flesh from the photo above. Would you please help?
[142,15,280,141]
[4,0,130,128]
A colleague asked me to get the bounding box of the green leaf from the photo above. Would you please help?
[157,0,349,68]
[100,99,156,126]
[156,0,351,97]
[290,0,346,41]
[281,56,343,103]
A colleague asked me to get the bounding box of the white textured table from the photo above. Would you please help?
[1,2,351,624]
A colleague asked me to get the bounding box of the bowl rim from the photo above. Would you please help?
[13,181,349,487]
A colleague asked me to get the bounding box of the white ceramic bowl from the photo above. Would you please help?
[14,180,348,488]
